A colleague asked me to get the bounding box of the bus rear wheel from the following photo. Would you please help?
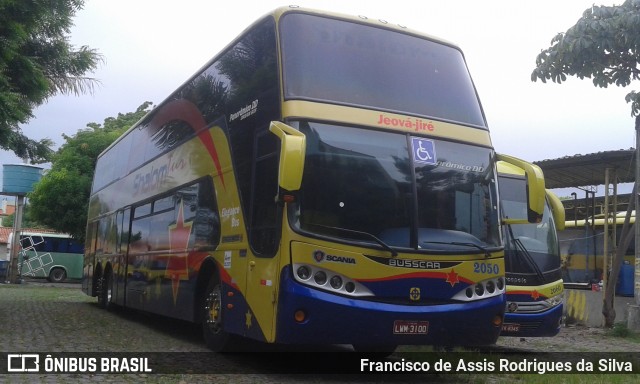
[97,271,113,310]
[202,278,231,352]
[48,268,67,283]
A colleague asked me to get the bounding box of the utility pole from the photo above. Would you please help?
[7,195,25,284]
[2,163,43,284]
[635,116,640,304]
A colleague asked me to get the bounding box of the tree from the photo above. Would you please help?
[1,205,42,229]
[28,102,153,241]
[0,0,102,163]
[531,0,640,327]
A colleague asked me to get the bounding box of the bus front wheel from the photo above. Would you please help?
[48,268,67,283]
[202,278,231,352]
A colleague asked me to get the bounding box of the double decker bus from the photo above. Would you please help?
[9,231,84,283]
[497,159,565,337]
[82,6,545,352]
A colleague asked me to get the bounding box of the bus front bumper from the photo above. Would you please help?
[502,304,563,337]
[275,269,505,347]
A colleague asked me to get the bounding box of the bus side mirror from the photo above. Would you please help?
[269,121,306,192]
[546,189,565,231]
[496,153,545,223]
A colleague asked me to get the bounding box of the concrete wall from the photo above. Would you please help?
[564,288,635,327]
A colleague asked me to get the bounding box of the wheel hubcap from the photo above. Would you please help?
[205,286,222,334]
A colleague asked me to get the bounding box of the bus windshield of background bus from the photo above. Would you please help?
[280,13,486,128]
[290,122,500,253]
[499,176,561,276]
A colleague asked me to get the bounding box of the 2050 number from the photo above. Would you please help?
[474,262,500,275]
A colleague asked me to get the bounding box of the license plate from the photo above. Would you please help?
[502,323,520,332]
[393,320,429,334]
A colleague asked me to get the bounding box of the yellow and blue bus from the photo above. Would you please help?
[10,231,84,283]
[559,213,635,293]
[497,160,564,337]
[82,6,545,352]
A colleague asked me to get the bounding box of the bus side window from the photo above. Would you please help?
[174,178,220,249]
[86,222,98,258]
[130,217,150,253]
[68,239,84,254]
[116,209,131,254]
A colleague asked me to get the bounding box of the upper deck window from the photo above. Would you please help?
[281,13,486,128]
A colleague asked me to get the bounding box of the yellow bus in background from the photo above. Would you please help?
[498,160,564,337]
[559,213,635,294]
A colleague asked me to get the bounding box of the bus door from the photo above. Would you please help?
[126,202,152,311]
[243,129,282,342]
[114,208,131,306]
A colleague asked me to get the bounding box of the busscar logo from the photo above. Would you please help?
[8,354,39,372]
[364,255,460,270]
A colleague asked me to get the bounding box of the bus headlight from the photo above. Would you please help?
[485,280,496,294]
[314,271,327,285]
[545,294,563,308]
[452,276,506,302]
[296,265,311,280]
[330,275,343,289]
[292,263,373,297]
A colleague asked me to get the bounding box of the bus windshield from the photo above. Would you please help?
[500,176,561,281]
[289,121,500,252]
[281,12,486,128]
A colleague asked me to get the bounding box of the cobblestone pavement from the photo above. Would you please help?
[1,280,639,383]
[0,281,437,383]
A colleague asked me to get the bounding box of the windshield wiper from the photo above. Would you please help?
[506,226,545,281]
[421,241,491,258]
[311,224,398,257]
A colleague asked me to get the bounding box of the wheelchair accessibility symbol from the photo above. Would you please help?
[411,137,436,165]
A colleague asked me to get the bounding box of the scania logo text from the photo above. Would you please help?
[312,250,356,264]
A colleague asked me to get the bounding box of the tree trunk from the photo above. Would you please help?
[602,116,640,326]
[602,162,637,327]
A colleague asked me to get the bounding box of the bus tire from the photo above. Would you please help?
[202,277,231,352]
[97,271,113,310]
[48,268,67,283]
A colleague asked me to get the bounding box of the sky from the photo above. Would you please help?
[0,0,634,197]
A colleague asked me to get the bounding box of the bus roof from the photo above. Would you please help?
[97,6,463,160]
[17,231,72,239]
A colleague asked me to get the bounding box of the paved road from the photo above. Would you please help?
[0,280,439,383]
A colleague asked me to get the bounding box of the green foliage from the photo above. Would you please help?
[0,0,102,162]
[28,168,91,238]
[0,205,43,229]
[27,102,153,241]
[607,322,640,342]
[531,0,640,116]
[609,322,632,338]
